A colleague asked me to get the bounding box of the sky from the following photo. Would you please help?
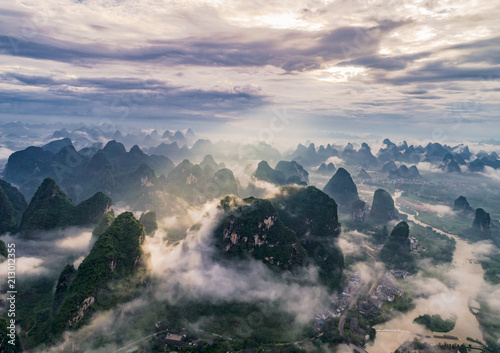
[0,0,499,141]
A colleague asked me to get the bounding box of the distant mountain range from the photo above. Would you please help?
[1,126,499,352]
[0,177,112,235]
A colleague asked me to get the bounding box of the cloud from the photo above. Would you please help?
[0,19,404,71]
[144,200,328,325]
[415,161,444,173]
[0,256,48,276]
[57,231,93,250]
[73,256,85,269]
[350,261,386,289]
[416,202,456,216]
[24,199,331,352]
[448,36,500,65]
[339,52,431,71]
[0,227,96,279]
[246,179,282,198]
[377,60,500,85]
[6,73,168,91]
[33,298,151,353]
[0,78,268,122]
[338,230,369,255]
[471,240,496,261]
[0,146,13,160]
[1,0,500,141]
[325,156,344,166]
[0,146,14,171]
[480,166,500,182]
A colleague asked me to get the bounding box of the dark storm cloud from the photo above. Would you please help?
[0,35,100,63]
[403,89,428,95]
[0,18,408,122]
[412,95,442,99]
[0,73,268,121]
[5,73,169,91]
[376,61,500,85]
[1,0,499,138]
[448,36,500,51]
[440,37,500,65]
[0,20,406,71]
[338,52,431,71]
[335,37,500,74]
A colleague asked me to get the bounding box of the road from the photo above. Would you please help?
[338,291,359,336]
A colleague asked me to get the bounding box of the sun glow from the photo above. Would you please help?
[317,66,366,83]
[227,12,324,31]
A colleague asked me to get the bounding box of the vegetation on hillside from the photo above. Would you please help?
[50,212,145,336]
[19,178,112,233]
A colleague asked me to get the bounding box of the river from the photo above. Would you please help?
[366,191,486,352]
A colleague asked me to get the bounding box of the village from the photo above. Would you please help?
[311,268,408,347]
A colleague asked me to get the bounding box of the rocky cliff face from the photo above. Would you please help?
[351,200,366,222]
[271,186,344,289]
[215,196,307,270]
[369,189,397,222]
[271,186,340,239]
[50,212,145,335]
[322,168,359,212]
[52,264,76,315]
[379,221,414,271]
[215,186,344,290]
[473,208,491,231]
[453,196,474,213]
[274,160,309,184]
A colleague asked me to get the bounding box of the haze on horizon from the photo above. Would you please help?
[1,0,500,141]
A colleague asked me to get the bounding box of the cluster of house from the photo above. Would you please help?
[375,284,404,302]
[153,330,217,351]
[163,333,187,347]
[358,271,405,317]
[313,305,340,332]
[332,274,362,316]
[389,269,410,278]
[410,236,419,251]
[312,273,363,332]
